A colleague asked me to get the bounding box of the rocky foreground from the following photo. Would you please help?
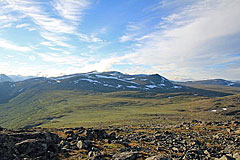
[0,120,239,160]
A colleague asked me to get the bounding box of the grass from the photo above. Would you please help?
[0,89,239,129]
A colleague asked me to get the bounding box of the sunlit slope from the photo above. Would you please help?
[0,72,237,129]
[0,89,239,129]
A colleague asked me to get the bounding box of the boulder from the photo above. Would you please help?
[145,155,169,160]
[112,151,138,160]
[15,139,58,159]
[109,132,117,140]
[77,140,92,150]
[88,150,102,160]
[84,129,108,140]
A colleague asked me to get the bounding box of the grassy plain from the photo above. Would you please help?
[0,86,239,129]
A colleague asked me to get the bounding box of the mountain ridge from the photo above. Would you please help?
[179,78,240,87]
[0,74,13,83]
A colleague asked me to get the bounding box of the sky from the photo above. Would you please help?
[0,0,240,81]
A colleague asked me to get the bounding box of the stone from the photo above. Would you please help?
[146,155,169,160]
[88,150,102,160]
[15,139,48,157]
[109,132,117,140]
[233,153,240,159]
[77,140,92,150]
[215,155,235,160]
[112,151,138,160]
[64,130,74,135]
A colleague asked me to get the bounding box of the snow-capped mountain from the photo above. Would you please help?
[47,71,183,92]
[1,71,233,104]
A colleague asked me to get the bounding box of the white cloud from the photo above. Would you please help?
[121,0,240,80]
[40,32,73,48]
[37,52,86,65]
[52,0,90,23]
[77,33,103,43]
[0,39,32,52]
[120,33,137,43]
[2,0,76,48]
[40,41,54,47]
[1,23,12,28]
[16,23,30,28]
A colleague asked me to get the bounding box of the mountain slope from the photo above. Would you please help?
[180,79,240,87]
[0,71,231,104]
[9,75,36,82]
[0,71,235,129]
[48,71,182,92]
[0,74,13,83]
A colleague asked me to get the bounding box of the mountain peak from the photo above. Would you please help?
[0,74,13,83]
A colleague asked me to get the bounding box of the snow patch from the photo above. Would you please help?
[146,85,157,88]
[116,84,122,88]
[173,85,182,89]
[95,75,118,79]
[103,84,114,87]
[227,83,235,86]
[127,85,138,89]
[125,77,135,80]
[74,78,100,84]
[54,75,77,80]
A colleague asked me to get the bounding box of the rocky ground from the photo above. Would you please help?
[0,120,239,160]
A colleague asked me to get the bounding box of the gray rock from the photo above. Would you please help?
[145,155,169,160]
[15,139,48,157]
[88,150,102,160]
[215,155,235,160]
[233,152,240,159]
[77,140,92,150]
[112,151,138,160]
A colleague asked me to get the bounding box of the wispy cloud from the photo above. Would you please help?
[0,39,32,52]
[52,0,90,23]
[16,23,30,28]
[36,52,87,65]
[40,32,73,48]
[120,33,137,43]
[2,0,84,48]
[77,33,103,43]
[120,0,240,80]
[1,23,12,29]
[40,41,54,47]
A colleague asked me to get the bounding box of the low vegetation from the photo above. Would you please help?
[0,88,239,129]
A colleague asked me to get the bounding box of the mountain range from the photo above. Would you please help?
[0,71,232,104]
[0,74,36,83]
[178,79,240,87]
[0,74,13,83]
[0,71,239,129]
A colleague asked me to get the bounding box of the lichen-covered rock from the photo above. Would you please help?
[112,151,138,160]
[77,140,92,150]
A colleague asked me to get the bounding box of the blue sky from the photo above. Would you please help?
[0,0,240,80]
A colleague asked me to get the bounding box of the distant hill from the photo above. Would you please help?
[0,74,13,83]
[0,71,230,103]
[0,71,235,129]
[9,75,36,82]
[179,79,240,87]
